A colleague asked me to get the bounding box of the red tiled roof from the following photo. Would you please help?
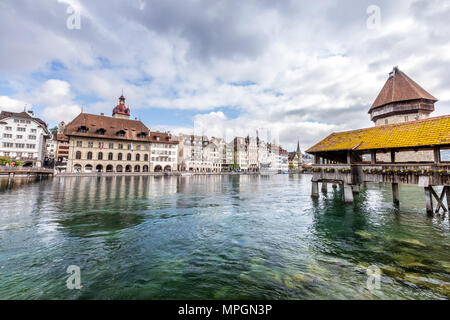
[0,111,48,131]
[64,113,151,142]
[370,67,437,111]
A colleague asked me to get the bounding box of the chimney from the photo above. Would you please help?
[27,110,34,117]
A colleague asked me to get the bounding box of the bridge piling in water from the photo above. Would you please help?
[392,183,400,204]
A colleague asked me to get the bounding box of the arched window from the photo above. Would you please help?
[143,165,149,172]
[106,165,113,172]
[98,152,103,160]
[108,152,113,160]
[117,130,126,137]
[77,126,88,133]
[96,128,106,135]
[144,154,148,161]
[118,153,123,161]
[87,152,93,160]
[137,132,147,138]
[127,153,132,161]
[136,154,140,161]
[134,165,140,172]
[116,165,123,172]
[75,151,82,159]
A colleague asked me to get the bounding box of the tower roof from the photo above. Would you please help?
[369,67,438,112]
[112,94,130,116]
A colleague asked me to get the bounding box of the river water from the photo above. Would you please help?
[0,174,449,299]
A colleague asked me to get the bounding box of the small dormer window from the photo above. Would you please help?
[137,132,147,138]
[96,128,106,135]
[78,126,88,133]
[117,130,126,137]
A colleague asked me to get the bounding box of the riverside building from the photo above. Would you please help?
[0,110,50,167]
[64,95,177,173]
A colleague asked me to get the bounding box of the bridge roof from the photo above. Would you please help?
[306,115,450,153]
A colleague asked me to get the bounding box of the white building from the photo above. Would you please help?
[149,132,178,172]
[0,110,50,167]
[233,137,249,171]
[177,134,213,172]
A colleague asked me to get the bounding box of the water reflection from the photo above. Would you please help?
[0,175,449,299]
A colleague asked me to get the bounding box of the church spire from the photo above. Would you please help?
[296,139,301,156]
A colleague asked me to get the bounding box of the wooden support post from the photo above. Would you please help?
[314,155,320,165]
[371,151,377,164]
[446,186,450,215]
[433,146,441,165]
[424,187,433,215]
[430,187,448,213]
[311,181,319,198]
[343,184,354,203]
[352,185,360,194]
[390,150,396,163]
[392,183,399,204]
[322,182,328,193]
[347,151,352,165]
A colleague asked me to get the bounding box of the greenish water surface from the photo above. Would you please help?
[0,174,449,299]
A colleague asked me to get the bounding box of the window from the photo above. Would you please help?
[16,135,23,139]
[26,144,35,149]
[87,152,93,160]
[127,153,132,161]
[31,129,37,133]
[98,152,103,160]
[3,134,12,138]
[404,116,409,122]
[109,143,114,149]
[385,119,388,125]
[17,127,26,132]
[5,127,12,131]
[136,154,140,161]
[144,154,148,161]
[14,119,19,123]
[117,130,125,137]
[108,153,113,160]
[26,120,31,124]
[138,132,147,138]
[118,153,123,161]
[76,141,83,147]
[28,135,36,140]
[2,143,13,148]
[28,153,33,158]
[76,151,82,159]
[96,128,106,135]
[78,126,89,133]
[118,143,123,149]
[88,142,93,148]
[15,143,25,148]
[136,145,141,151]
[128,144,132,150]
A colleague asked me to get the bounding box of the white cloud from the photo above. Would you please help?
[0,96,29,113]
[0,0,449,151]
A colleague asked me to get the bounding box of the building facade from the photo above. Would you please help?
[0,110,50,167]
[64,95,177,173]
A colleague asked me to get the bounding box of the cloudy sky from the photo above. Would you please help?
[0,0,449,151]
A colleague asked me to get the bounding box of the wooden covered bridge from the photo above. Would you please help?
[305,115,450,215]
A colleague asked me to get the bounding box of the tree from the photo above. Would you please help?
[14,161,24,167]
[0,156,11,165]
